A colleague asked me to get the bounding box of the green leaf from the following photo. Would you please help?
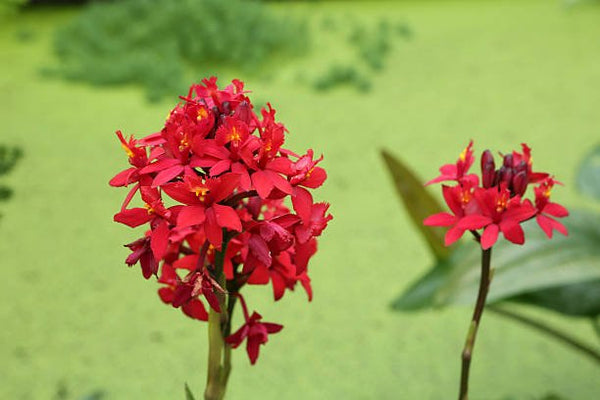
[576,144,600,201]
[184,383,196,400]
[393,210,600,317]
[380,149,451,261]
[511,279,600,317]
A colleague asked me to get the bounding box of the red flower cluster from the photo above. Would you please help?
[110,77,332,364]
[424,141,568,249]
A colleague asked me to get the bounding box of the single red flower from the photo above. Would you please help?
[534,178,569,238]
[225,295,283,365]
[426,140,478,186]
[459,186,536,249]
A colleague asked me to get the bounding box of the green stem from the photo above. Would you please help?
[204,239,231,400]
[488,305,600,365]
[459,248,492,400]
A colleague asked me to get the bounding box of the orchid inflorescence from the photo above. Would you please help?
[424,141,568,249]
[110,77,332,364]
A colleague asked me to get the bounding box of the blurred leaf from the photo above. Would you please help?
[184,383,196,400]
[78,390,105,400]
[381,149,451,261]
[393,210,600,316]
[0,186,12,202]
[511,279,600,317]
[0,145,22,176]
[576,144,600,201]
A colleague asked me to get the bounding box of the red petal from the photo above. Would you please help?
[500,221,525,245]
[263,323,283,334]
[225,325,249,347]
[173,254,199,270]
[204,208,223,250]
[267,170,293,194]
[158,287,174,304]
[248,264,270,285]
[303,167,327,188]
[150,220,170,261]
[271,272,286,301]
[140,158,180,174]
[292,187,313,222]
[252,170,274,199]
[210,173,240,203]
[182,299,209,321]
[212,204,242,232]
[114,208,152,228]
[544,202,569,218]
[481,224,499,249]
[209,159,231,176]
[177,205,206,228]
[458,215,492,230]
[537,214,568,238]
[248,234,272,268]
[423,212,456,227]
[444,225,465,246]
[246,337,261,365]
[109,167,137,187]
[152,165,184,187]
[300,275,313,301]
[232,163,252,191]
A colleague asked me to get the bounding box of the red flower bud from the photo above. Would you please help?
[512,171,528,197]
[480,150,495,189]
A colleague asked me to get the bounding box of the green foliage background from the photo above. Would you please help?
[1,1,600,399]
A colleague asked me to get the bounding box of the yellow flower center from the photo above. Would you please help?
[496,198,507,213]
[228,127,241,144]
[144,203,154,215]
[460,189,472,205]
[193,186,209,202]
[197,107,208,121]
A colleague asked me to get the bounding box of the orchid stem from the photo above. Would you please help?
[204,237,231,400]
[487,305,600,365]
[459,248,492,400]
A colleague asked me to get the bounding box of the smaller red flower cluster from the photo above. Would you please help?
[110,77,332,364]
[424,141,568,250]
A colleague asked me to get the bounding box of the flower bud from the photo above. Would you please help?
[221,101,231,115]
[512,171,528,197]
[514,160,527,175]
[502,154,513,168]
[497,166,513,189]
[481,150,495,189]
[235,100,252,124]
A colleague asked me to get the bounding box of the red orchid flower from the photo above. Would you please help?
[225,295,283,365]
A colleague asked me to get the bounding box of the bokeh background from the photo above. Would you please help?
[1,0,599,399]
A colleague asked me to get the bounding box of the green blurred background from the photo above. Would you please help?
[1,0,599,399]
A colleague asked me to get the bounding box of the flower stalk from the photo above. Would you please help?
[205,239,230,400]
[424,141,569,398]
[459,248,492,400]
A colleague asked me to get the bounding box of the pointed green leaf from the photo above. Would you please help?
[184,383,196,400]
[381,149,450,261]
[393,210,600,317]
[576,144,600,201]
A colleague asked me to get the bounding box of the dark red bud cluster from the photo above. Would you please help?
[480,151,528,197]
